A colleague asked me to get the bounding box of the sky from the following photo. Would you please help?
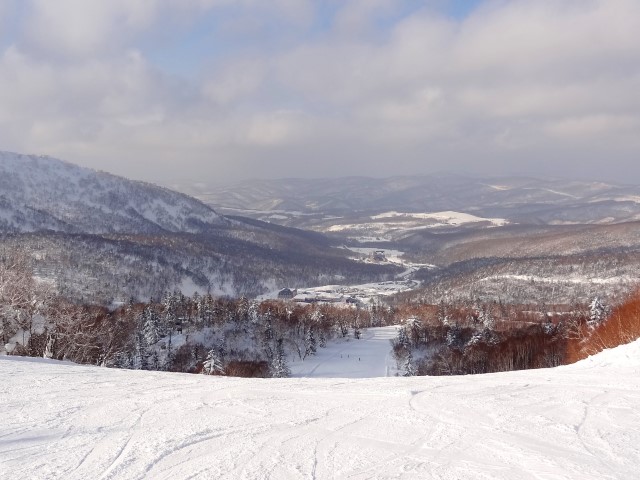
[0,0,639,186]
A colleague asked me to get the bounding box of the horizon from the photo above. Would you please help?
[2,148,635,190]
[1,1,639,184]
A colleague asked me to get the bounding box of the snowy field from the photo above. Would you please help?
[2,336,640,479]
[289,326,400,378]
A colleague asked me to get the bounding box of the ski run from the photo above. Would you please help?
[1,328,639,479]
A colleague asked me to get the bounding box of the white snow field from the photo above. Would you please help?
[289,326,400,378]
[2,336,640,480]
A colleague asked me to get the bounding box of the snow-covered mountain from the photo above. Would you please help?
[0,151,224,234]
[0,151,397,301]
[1,337,639,479]
[177,174,640,227]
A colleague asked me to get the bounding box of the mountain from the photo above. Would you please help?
[176,174,640,228]
[0,151,224,234]
[0,151,396,302]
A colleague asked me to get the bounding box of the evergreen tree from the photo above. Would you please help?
[480,305,495,330]
[403,351,416,376]
[134,332,150,370]
[162,291,177,334]
[263,315,273,341]
[216,336,227,361]
[271,338,290,378]
[396,326,410,349]
[589,297,607,326]
[319,331,327,348]
[150,350,160,370]
[305,327,317,357]
[202,349,225,375]
[437,300,450,326]
[143,306,161,345]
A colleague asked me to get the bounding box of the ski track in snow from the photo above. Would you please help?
[1,332,640,480]
[289,326,398,378]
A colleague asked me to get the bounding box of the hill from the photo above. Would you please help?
[0,151,396,301]
[0,151,224,234]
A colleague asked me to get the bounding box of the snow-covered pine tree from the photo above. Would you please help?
[263,314,273,342]
[479,305,495,330]
[111,351,133,369]
[319,331,327,348]
[271,338,290,378]
[150,350,160,370]
[143,306,161,345]
[437,300,450,326]
[162,291,178,334]
[588,297,607,327]
[396,326,410,349]
[248,300,260,325]
[305,327,317,357]
[406,317,423,346]
[202,349,225,375]
[403,351,416,376]
[134,332,150,370]
[353,325,361,339]
[216,336,227,360]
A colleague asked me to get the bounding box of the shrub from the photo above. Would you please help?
[224,360,270,378]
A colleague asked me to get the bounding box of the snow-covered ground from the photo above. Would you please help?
[260,279,420,304]
[2,339,640,479]
[289,326,400,378]
[323,210,508,241]
[370,211,508,226]
[260,248,434,304]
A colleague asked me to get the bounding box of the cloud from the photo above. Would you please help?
[20,0,159,59]
[0,0,639,183]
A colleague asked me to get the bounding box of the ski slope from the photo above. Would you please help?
[1,339,640,479]
[289,326,399,378]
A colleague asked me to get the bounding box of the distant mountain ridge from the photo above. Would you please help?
[176,174,640,226]
[0,151,225,234]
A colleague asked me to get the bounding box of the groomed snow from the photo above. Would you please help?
[1,337,640,479]
[289,326,400,378]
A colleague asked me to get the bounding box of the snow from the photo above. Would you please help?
[341,246,436,274]
[370,210,508,226]
[1,338,640,479]
[0,150,223,234]
[342,246,407,262]
[260,279,420,304]
[324,211,508,241]
[521,187,579,199]
[482,274,635,286]
[289,326,400,378]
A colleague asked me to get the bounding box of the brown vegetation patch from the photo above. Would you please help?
[567,290,640,363]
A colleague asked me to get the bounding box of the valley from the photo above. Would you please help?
[2,150,639,378]
[178,175,640,306]
[3,3,640,478]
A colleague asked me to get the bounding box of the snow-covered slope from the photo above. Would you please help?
[289,326,400,378]
[2,339,639,479]
[0,151,224,234]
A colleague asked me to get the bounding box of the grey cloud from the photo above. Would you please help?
[0,0,639,184]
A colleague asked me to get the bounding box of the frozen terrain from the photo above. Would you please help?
[324,210,507,241]
[289,326,400,378]
[1,335,640,479]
